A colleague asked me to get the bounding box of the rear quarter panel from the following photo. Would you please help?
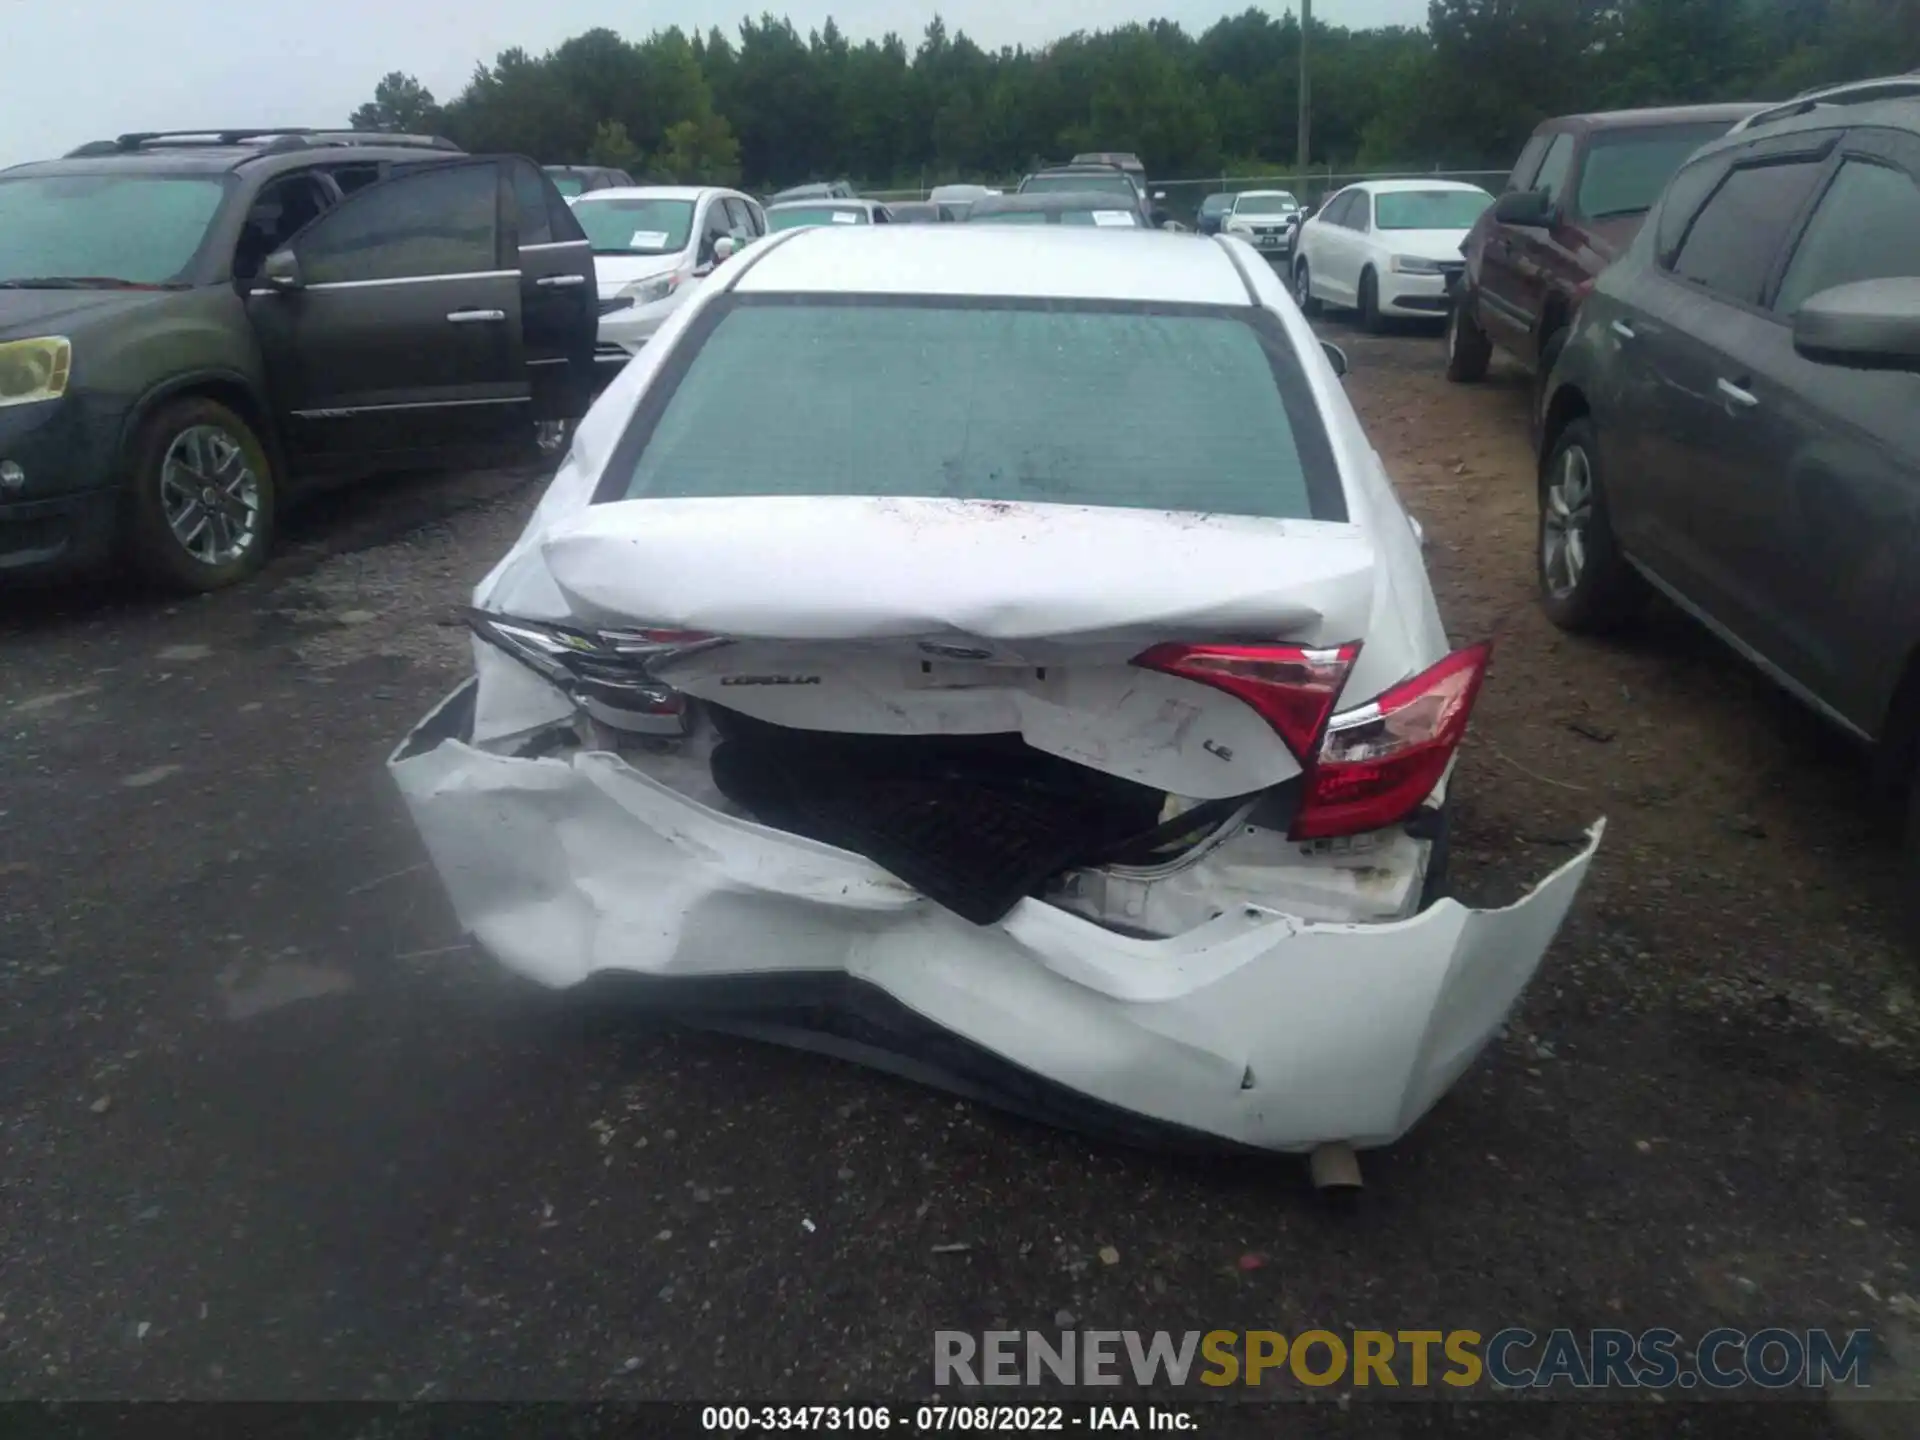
[1227,237,1450,700]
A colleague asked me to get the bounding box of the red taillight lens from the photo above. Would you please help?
[1132,642,1360,760]
[1291,643,1490,840]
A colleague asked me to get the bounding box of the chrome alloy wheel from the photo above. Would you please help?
[159,424,261,567]
[1541,442,1594,600]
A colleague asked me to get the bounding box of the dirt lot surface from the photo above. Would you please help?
[1,317,1916,1436]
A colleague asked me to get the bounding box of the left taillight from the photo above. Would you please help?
[1291,643,1490,840]
[464,610,726,734]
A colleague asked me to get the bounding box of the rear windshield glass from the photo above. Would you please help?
[1235,194,1298,215]
[0,174,227,286]
[967,210,1050,225]
[1022,173,1137,198]
[547,172,586,197]
[769,205,868,230]
[1577,123,1734,219]
[571,198,694,255]
[1373,189,1493,230]
[613,299,1337,521]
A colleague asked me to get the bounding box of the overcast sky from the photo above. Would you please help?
[3,0,1429,168]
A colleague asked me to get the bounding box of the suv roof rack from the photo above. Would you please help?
[1734,72,1920,133]
[64,128,461,157]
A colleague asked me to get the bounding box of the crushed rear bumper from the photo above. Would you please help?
[391,679,1601,1153]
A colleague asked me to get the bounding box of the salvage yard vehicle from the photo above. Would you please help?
[391,223,1600,1171]
[767,180,857,205]
[0,128,598,590]
[543,164,635,198]
[962,192,1147,228]
[1018,163,1169,229]
[571,185,764,378]
[1447,102,1763,393]
[1536,92,1920,838]
[765,198,895,230]
[1221,190,1303,258]
[1292,179,1493,332]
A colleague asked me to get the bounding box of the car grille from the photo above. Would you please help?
[1435,260,1466,279]
[598,297,634,316]
[595,342,631,364]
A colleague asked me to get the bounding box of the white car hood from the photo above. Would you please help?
[1374,227,1474,261]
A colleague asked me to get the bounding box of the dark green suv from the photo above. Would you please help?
[0,128,599,591]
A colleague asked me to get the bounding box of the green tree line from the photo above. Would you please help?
[350,0,1920,189]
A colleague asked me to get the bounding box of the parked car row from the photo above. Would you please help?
[1526,84,1920,850]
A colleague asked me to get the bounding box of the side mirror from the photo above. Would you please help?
[1493,189,1554,228]
[1321,340,1349,378]
[1151,207,1170,228]
[714,235,737,263]
[1793,277,1920,371]
[261,249,302,290]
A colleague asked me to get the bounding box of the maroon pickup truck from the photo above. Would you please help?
[1446,103,1765,411]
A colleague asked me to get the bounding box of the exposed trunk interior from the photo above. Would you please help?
[701,705,1244,925]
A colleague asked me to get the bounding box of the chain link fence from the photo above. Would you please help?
[860,168,1510,227]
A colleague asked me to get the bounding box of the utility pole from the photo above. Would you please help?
[1297,0,1311,179]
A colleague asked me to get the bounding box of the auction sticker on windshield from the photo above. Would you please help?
[1090,210,1135,227]
[830,212,859,223]
[629,230,671,248]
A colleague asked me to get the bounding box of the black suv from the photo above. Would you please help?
[0,128,598,590]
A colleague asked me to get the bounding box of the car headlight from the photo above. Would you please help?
[619,274,680,307]
[0,336,72,408]
[1391,256,1444,275]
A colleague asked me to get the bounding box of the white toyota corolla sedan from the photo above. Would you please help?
[391,224,1600,1168]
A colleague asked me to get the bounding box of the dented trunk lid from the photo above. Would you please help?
[539,495,1383,800]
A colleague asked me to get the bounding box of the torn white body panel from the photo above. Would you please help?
[393,682,1601,1152]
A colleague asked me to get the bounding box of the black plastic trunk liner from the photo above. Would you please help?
[707,717,1166,926]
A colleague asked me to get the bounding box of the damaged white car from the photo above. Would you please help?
[392,223,1601,1168]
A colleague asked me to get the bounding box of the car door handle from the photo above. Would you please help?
[446,308,506,324]
[1717,377,1759,411]
[535,274,586,288]
[1610,320,1637,341]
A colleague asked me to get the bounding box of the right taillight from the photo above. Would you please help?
[1290,643,1491,840]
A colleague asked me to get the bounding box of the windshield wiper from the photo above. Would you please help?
[0,276,184,290]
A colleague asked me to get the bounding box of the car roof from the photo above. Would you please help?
[1544,101,1767,132]
[1,141,465,180]
[732,226,1250,305]
[1233,189,1297,200]
[971,191,1141,214]
[1338,178,1492,195]
[571,185,720,202]
[1694,96,1920,159]
[767,197,880,211]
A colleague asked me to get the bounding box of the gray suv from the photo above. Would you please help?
[1536,90,1920,816]
[0,128,598,591]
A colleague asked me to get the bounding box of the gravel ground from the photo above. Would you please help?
[1,328,1916,1435]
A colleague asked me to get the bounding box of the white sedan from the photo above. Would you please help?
[569,185,765,373]
[390,224,1599,1169]
[1220,189,1302,257]
[1292,179,1493,331]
